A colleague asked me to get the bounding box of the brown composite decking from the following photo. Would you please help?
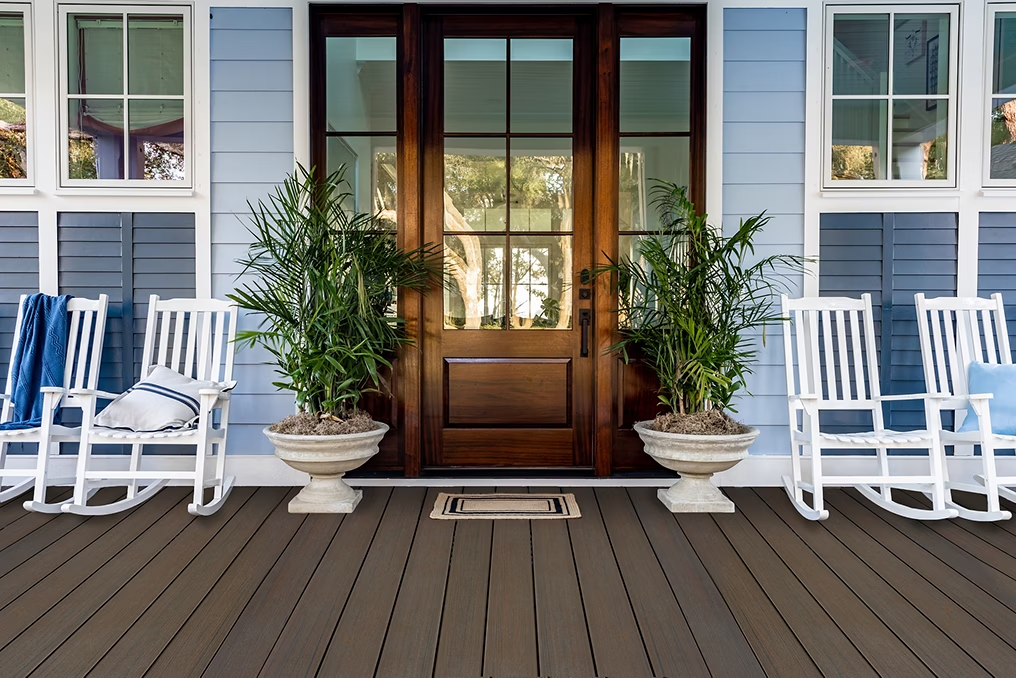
[2,486,1016,677]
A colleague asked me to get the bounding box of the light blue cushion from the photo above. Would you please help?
[957,362,1016,435]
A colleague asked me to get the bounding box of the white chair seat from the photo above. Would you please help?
[91,427,225,441]
[819,430,934,445]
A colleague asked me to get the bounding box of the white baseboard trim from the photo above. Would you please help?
[4,453,1016,488]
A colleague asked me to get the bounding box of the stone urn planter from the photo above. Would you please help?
[634,421,759,513]
[264,423,389,513]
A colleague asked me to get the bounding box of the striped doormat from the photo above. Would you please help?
[430,493,581,520]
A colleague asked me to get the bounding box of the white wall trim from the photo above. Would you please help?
[6,453,1015,487]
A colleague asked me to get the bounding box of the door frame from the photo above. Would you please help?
[309,4,707,476]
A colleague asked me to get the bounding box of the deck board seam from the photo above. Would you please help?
[252,508,346,678]
[138,488,288,677]
[429,516,459,678]
[36,488,259,678]
[312,487,395,678]
[748,489,933,678]
[0,501,131,612]
[564,492,598,678]
[621,488,711,678]
[592,488,656,677]
[702,511,839,677]
[829,490,1002,676]
[85,488,260,678]
[0,491,188,656]
[191,494,308,677]
[370,487,429,678]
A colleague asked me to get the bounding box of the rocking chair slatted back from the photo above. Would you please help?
[140,296,238,384]
[782,294,881,411]
[915,293,1011,414]
[1,294,110,421]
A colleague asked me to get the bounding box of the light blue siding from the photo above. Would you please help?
[723,8,807,455]
[210,7,295,454]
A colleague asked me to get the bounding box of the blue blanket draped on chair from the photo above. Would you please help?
[0,294,72,430]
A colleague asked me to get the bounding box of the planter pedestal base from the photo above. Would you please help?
[288,474,363,513]
[658,475,734,513]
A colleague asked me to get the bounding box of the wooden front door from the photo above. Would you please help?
[421,12,596,468]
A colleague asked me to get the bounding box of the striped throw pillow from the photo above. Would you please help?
[93,365,228,432]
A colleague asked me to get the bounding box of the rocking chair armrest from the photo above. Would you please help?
[878,392,952,402]
[68,388,122,401]
[39,386,66,395]
[965,393,994,401]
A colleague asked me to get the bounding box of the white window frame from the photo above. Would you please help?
[0,3,32,186]
[57,4,192,189]
[983,3,1016,187]
[822,4,960,190]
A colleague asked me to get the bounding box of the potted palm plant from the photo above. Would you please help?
[594,181,804,513]
[229,165,442,513]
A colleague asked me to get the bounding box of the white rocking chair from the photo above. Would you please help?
[1,294,109,512]
[782,294,957,520]
[915,293,1014,521]
[63,296,238,517]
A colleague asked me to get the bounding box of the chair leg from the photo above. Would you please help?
[876,445,891,500]
[782,440,829,520]
[962,439,1014,521]
[64,427,95,513]
[127,443,143,500]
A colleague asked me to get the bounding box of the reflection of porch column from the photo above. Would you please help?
[895,144,924,180]
[95,132,123,180]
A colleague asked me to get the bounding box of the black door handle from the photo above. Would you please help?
[579,308,591,357]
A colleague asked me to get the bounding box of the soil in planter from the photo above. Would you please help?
[270,411,380,436]
[651,409,750,435]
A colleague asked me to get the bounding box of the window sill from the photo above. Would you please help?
[0,187,38,196]
[979,188,1016,198]
[820,188,960,199]
[54,187,195,198]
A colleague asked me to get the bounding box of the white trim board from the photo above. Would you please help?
[5,454,1016,488]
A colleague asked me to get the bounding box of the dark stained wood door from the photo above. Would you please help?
[422,11,596,468]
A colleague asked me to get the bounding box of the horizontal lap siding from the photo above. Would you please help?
[211,7,294,454]
[0,213,39,453]
[723,8,806,455]
[978,213,1016,361]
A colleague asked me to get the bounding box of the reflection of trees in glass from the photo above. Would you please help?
[619,152,646,230]
[443,151,573,330]
[0,98,27,179]
[831,145,876,180]
[141,142,185,180]
[374,151,397,228]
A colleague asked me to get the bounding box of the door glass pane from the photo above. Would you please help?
[68,14,123,95]
[445,38,506,133]
[0,13,26,94]
[832,14,889,96]
[445,138,507,233]
[511,235,572,329]
[620,37,691,132]
[325,37,397,132]
[127,99,184,180]
[444,234,505,329]
[618,137,689,231]
[891,99,947,180]
[327,136,397,228]
[69,99,124,179]
[994,13,1016,94]
[127,14,184,96]
[830,99,888,181]
[893,14,949,95]
[510,138,572,232]
[0,97,26,178]
[990,98,1016,179]
[510,39,571,133]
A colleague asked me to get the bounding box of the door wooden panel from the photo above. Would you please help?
[446,359,571,427]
